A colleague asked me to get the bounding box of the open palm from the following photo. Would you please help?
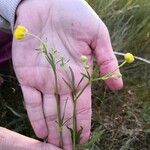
[12,0,123,149]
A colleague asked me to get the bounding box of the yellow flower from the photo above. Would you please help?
[14,25,28,40]
[124,53,135,63]
[80,55,88,63]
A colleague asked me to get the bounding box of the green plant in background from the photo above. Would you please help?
[85,4,149,149]
[87,0,150,56]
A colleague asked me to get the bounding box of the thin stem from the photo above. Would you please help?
[71,81,90,150]
[28,32,64,148]
[71,92,77,150]
[27,33,45,44]
[118,60,127,68]
[92,60,126,82]
[53,69,64,148]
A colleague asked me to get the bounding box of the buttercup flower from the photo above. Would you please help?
[124,53,135,63]
[14,25,28,40]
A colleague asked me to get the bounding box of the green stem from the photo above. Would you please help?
[54,71,64,148]
[118,60,127,68]
[92,60,127,82]
[71,81,90,150]
[72,92,77,150]
[29,32,64,148]
[27,33,45,44]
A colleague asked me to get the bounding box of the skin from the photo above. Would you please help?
[11,0,123,149]
[0,127,62,150]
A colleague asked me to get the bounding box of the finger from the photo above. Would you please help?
[21,85,48,139]
[43,94,73,149]
[0,127,62,150]
[92,21,123,90]
[43,94,60,146]
[60,94,73,150]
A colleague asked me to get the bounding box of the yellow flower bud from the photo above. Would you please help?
[124,53,135,63]
[80,55,88,63]
[84,64,89,69]
[14,25,28,40]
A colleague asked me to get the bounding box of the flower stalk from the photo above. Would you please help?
[14,26,64,148]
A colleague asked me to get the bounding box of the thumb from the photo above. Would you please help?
[0,127,62,150]
[92,21,123,90]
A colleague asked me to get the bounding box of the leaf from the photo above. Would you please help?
[76,76,84,89]
[45,53,56,71]
[49,53,55,63]
[143,113,150,122]
[67,126,74,142]
[80,73,89,79]
[62,77,73,91]
[69,67,76,90]
[85,69,91,79]
[76,126,83,144]
[67,126,83,145]
[81,131,103,149]
[62,98,68,122]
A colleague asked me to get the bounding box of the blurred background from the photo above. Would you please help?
[0,0,150,149]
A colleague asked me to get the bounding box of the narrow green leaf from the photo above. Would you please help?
[81,131,103,148]
[80,73,89,79]
[67,126,83,145]
[62,98,68,122]
[67,126,74,142]
[76,76,84,89]
[62,77,73,90]
[76,126,83,144]
[69,67,76,90]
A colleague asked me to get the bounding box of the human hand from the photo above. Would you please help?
[12,0,123,149]
[0,127,61,150]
